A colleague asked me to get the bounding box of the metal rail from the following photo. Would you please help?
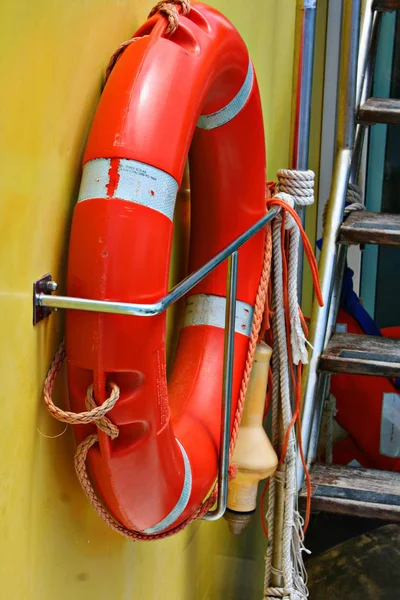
[33,207,279,522]
[291,0,318,302]
[203,252,238,520]
[291,0,317,171]
[35,209,279,319]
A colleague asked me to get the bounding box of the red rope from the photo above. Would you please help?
[260,196,321,536]
[266,197,323,308]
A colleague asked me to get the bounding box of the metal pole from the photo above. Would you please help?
[298,149,352,489]
[291,0,318,171]
[291,0,318,303]
[204,251,238,520]
[270,465,285,588]
[337,3,362,150]
[351,2,380,183]
[297,0,361,491]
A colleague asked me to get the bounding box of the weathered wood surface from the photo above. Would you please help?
[338,211,400,246]
[358,97,400,125]
[307,524,400,599]
[300,463,400,521]
[373,0,400,12]
[319,333,400,378]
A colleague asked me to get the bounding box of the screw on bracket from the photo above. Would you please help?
[45,280,58,292]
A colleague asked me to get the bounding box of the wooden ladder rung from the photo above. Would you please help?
[373,0,400,12]
[358,98,400,125]
[319,333,400,378]
[338,211,400,246]
[300,463,400,521]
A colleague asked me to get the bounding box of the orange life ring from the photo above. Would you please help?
[66,2,266,534]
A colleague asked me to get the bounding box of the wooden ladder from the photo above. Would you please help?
[299,0,400,521]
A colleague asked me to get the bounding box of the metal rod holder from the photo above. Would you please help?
[203,251,238,520]
[33,208,279,322]
[33,207,279,521]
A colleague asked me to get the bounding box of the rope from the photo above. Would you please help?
[42,204,273,540]
[275,191,308,367]
[264,588,295,598]
[271,209,297,595]
[263,170,322,600]
[345,182,363,205]
[105,39,141,83]
[105,1,190,84]
[42,341,215,541]
[43,342,120,430]
[229,221,273,467]
[322,182,364,230]
[276,170,316,365]
[148,0,191,34]
[276,169,314,207]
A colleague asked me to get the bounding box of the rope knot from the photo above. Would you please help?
[43,341,120,438]
[148,0,191,34]
[277,169,315,207]
[105,1,191,84]
[85,383,120,440]
[322,182,364,230]
[274,192,296,230]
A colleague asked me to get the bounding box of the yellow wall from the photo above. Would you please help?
[0,1,317,599]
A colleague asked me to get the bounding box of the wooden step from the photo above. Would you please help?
[373,0,400,11]
[338,211,400,246]
[299,463,400,521]
[319,333,400,378]
[358,98,400,125]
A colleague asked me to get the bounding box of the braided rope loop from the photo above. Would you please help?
[43,343,120,427]
[263,170,321,600]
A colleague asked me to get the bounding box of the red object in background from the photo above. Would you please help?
[66,3,267,534]
[332,308,400,472]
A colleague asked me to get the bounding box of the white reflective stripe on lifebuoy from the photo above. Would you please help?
[143,439,192,534]
[184,294,254,337]
[197,59,254,130]
[77,158,179,221]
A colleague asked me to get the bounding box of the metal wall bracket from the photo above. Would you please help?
[33,208,279,323]
[32,207,279,521]
[33,274,58,325]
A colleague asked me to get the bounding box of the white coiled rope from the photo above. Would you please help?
[277,170,315,367]
[276,169,315,206]
[264,169,314,600]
